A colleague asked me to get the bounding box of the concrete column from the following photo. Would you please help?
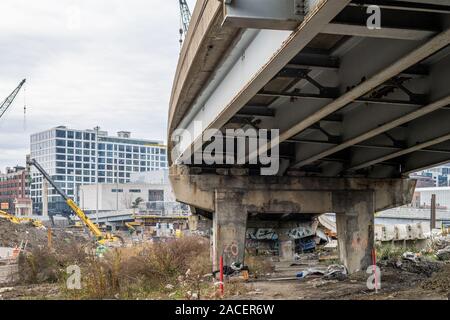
[212,190,247,271]
[277,231,295,262]
[335,191,375,274]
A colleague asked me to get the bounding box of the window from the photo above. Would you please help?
[67,131,74,139]
[56,130,66,138]
[112,189,123,193]
[148,190,164,202]
[56,161,66,167]
[56,139,66,147]
[67,141,74,148]
[76,132,82,140]
[129,189,141,193]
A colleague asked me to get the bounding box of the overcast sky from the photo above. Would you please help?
[0,0,195,170]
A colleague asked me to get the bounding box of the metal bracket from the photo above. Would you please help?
[312,124,341,144]
[366,76,428,106]
[281,68,340,97]
[383,132,406,148]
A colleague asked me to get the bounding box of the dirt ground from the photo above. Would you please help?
[237,261,450,300]
[1,218,449,300]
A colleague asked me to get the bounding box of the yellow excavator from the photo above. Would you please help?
[125,221,142,233]
[0,210,44,229]
[28,159,123,245]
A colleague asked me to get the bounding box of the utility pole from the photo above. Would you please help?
[42,179,48,217]
[431,194,436,230]
[114,152,119,214]
[94,126,100,224]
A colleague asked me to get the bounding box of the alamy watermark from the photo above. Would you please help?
[367,5,381,30]
[66,265,81,290]
[171,121,280,175]
[366,265,381,291]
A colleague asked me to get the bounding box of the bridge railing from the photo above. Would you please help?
[135,201,190,217]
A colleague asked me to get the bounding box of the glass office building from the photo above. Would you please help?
[30,126,167,214]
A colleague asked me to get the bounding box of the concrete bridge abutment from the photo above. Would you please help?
[170,165,415,273]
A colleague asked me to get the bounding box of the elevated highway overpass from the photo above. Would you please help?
[168,0,450,273]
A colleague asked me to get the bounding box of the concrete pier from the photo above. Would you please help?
[170,165,415,273]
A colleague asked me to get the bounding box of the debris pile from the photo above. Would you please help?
[0,219,89,250]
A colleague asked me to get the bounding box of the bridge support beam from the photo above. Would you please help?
[335,191,375,274]
[170,165,415,273]
[213,190,247,270]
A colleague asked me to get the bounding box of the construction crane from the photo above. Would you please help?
[178,0,192,46]
[28,159,123,245]
[0,79,26,121]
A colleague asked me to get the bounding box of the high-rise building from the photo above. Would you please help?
[30,126,167,214]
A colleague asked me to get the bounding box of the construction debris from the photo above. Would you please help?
[436,246,450,261]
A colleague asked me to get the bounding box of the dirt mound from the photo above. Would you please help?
[0,219,90,250]
[421,264,450,294]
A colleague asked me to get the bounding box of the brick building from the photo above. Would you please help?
[0,166,32,215]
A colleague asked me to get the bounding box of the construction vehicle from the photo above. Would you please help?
[0,210,45,229]
[125,221,142,234]
[0,210,22,224]
[0,79,26,121]
[28,159,123,245]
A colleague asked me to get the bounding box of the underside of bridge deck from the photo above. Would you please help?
[168,0,450,273]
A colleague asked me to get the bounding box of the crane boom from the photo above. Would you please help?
[179,0,191,35]
[0,79,26,120]
[28,159,122,244]
[178,0,192,45]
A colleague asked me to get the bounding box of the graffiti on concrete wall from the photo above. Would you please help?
[286,225,316,240]
[246,228,278,240]
[246,221,318,241]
